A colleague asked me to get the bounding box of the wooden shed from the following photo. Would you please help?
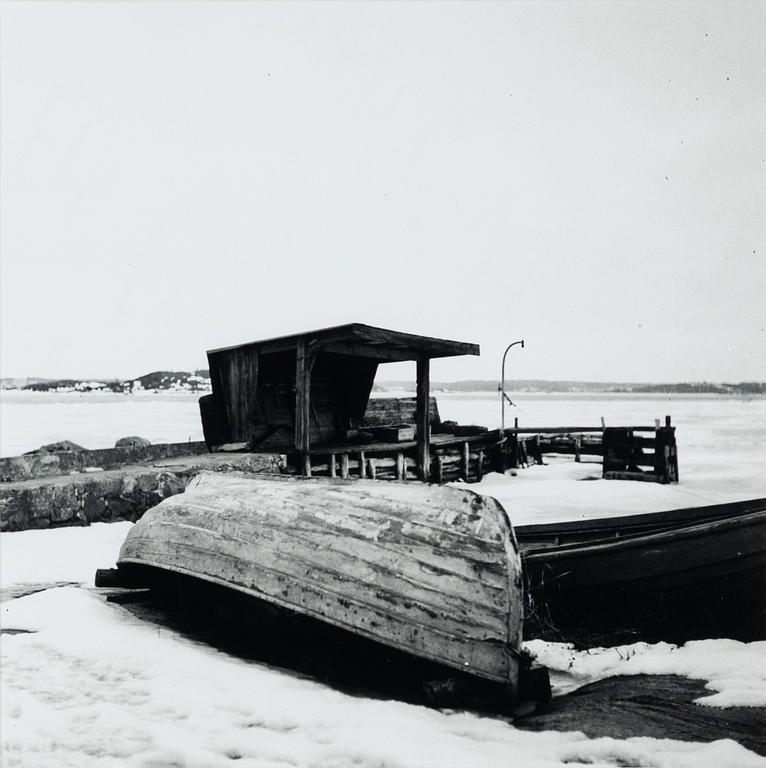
[200,323,479,481]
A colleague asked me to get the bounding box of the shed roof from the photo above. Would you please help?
[207,323,480,363]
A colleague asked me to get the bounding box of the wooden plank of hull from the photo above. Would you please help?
[517,497,766,551]
[524,510,766,585]
[118,472,522,689]
[128,514,510,615]
[524,509,766,643]
[128,525,507,637]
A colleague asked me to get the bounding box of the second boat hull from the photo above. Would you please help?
[522,507,766,644]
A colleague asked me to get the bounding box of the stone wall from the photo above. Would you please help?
[0,441,210,483]
[0,452,283,533]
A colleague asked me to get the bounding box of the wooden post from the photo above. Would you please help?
[359,451,366,478]
[666,416,677,481]
[329,453,337,478]
[519,439,528,468]
[509,432,519,469]
[416,355,431,481]
[295,339,316,476]
[340,453,349,479]
[433,454,443,484]
[461,441,470,481]
[368,458,376,479]
[574,436,581,463]
[395,452,405,480]
[477,450,485,480]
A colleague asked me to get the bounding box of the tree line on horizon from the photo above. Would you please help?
[2,371,764,395]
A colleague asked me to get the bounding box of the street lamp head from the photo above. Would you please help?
[500,338,526,432]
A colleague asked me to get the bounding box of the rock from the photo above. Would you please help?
[24,440,86,455]
[104,496,137,522]
[82,493,106,522]
[115,436,152,448]
[158,472,185,497]
[134,472,159,493]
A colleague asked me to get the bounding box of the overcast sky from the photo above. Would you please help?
[1,1,763,383]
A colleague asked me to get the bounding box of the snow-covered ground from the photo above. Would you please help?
[442,391,766,512]
[2,507,765,766]
[0,522,132,590]
[1,392,765,766]
[526,639,766,706]
[470,461,757,527]
[2,581,765,766]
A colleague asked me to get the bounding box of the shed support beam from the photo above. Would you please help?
[295,340,318,475]
[416,355,431,481]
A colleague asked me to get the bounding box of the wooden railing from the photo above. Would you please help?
[287,401,679,486]
[500,416,678,484]
[602,417,678,484]
[293,432,498,483]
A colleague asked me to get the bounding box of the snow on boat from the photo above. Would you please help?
[518,497,766,644]
[112,471,525,698]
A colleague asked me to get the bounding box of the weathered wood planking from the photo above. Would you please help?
[602,425,677,483]
[207,346,379,451]
[416,356,431,481]
[203,324,479,457]
[525,510,766,584]
[118,472,523,690]
[517,497,766,550]
[362,397,441,428]
[523,507,766,643]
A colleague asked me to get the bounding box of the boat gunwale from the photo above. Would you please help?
[523,508,766,561]
[516,497,766,539]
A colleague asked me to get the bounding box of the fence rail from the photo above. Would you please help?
[499,415,678,484]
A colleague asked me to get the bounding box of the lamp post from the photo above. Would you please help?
[500,339,525,431]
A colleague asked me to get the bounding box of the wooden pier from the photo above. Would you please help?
[199,323,679,487]
[500,416,678,484]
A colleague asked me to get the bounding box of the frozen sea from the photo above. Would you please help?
[2,389,764,515]
[1,390,765,767]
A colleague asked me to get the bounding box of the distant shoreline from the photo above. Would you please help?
[2,373,764,397]
[1,389,763,401]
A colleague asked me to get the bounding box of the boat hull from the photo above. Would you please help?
[516,497,766,550]
[521,505,766,644]
[117,472,523,692]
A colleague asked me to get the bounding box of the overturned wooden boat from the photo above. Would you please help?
[518,497,766,645]
[108,471,525,699]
